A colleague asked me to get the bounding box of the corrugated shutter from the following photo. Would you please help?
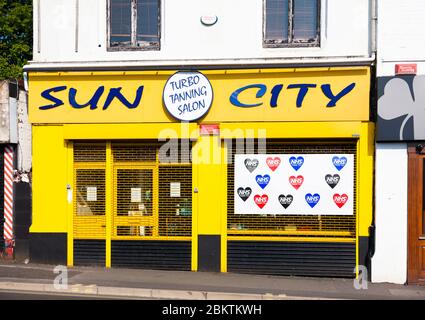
[73,143,107,266]
[73,141,192,270]
[228,241,356,278]
[226,139,357,277]
[74,240,106,266]
[111,240,191,270]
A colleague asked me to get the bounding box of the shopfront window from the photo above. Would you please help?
[227,139,357,240]
[73,141,191,239]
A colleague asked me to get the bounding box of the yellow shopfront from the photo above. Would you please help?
[28,67,373,277]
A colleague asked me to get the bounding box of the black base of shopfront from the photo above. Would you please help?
[198,235,220,272]
[111,240,191,271]
[227,241,356,278]
[13,182,32,262]
[29,233,67,264]
[359,235,373,280]
[74,240,106,266]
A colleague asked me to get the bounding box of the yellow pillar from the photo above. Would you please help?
[105,142,112,267]
[67,141,74,267]
[358,122,375,237]
[355,122,375,277]
[192,134,224,271]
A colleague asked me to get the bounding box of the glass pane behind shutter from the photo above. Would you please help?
[265,0,289,42]
[110,0,132,45]
[137,0,159,43]
[293,0,318,42]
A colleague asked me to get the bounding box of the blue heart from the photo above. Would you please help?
[305,193,320,208]
[256,174,271,189]
[289,156,304,171]
[332,156,347,171]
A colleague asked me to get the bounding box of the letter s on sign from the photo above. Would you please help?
[39,86,67,110]
[229,84,266,108]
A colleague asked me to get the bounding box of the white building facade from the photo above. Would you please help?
[373,0,425,284]
[29,0,373,68]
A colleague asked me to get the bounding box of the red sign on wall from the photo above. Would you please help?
[395,64,417,75]
[200,124,220,135]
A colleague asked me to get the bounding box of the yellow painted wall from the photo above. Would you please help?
[30,125,68,233]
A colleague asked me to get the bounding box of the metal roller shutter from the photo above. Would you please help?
[73,141,192,270]
[227,139,357,277]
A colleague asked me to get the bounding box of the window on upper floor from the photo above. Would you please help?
[264,0,320,47]
[108,0,160,50]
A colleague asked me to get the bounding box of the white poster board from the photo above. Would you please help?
[131,188,142,203]
[86,186,97,202]
[170,182,181,197]
[234,154,354,215]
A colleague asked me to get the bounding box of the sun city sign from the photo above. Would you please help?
[36,71,358,122]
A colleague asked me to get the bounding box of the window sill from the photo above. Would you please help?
[263,41,320,49]
[107,44,160,52]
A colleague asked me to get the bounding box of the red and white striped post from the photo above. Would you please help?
[3,145,14,258]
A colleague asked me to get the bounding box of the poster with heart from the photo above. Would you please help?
[234,154,354,215]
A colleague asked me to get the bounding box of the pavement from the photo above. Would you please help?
[0,261,424,300]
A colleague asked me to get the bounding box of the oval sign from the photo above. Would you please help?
[163,71,213,122]
[200,15,218,26]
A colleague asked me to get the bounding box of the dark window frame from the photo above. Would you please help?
[263,0,321,48]
[107,0,161,51]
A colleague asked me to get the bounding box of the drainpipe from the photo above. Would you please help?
[371,0,377,57]
[367,0,378,280]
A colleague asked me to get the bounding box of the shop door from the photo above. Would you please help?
[73,143,107,266]
[408,145,425,284]
[113,167,157,238]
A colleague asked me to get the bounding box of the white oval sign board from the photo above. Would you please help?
[163,71,213,121]
[201,15,218,26]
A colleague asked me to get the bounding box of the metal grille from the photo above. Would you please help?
[74,143,106,162]
[72,141,193,270]
[111,141,192,239]
[73,141,193,240]
[227,140,357,239]
[113,168,157,237]
[74,168,106,239]
[112,142,158,162]
[158,166,192,236]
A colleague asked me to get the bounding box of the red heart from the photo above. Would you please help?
[333,193,348,208]
[254,194,268,209]
[266,157,281,171]
[289,175,304,190]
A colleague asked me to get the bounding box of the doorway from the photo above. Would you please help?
[408,144,425,284]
